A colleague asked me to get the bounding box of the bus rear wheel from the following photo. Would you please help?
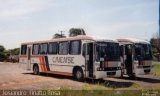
[74,68,84,81]
[33,65,39,75]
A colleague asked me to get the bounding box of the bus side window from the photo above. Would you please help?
[59,41,69,55]
[32,44,40,55]
[21,45,27,55]
[39,43,48,54]
[69,40,81,55]
[48,42,58,54]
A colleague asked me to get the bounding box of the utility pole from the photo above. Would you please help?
[159,0,160,38]
[59,30,65,38]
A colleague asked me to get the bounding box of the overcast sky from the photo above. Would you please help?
[0,0,158,49]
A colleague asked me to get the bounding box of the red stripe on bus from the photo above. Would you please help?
[105,61,108,68]
[142,60,144,65]
[19,56,27,58]
[102,62,104,68]
[45,71,73,76]
[30,56,44,72]
[31,56,41,58]
[39,57,44,72]
[42,56,47,72]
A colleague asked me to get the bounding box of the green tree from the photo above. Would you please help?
[53,33,66,39]
[6,48,20,62]
[0,45,6,61]
[150,32,160,61]
[69,28,86,37]
[7,48,20,55]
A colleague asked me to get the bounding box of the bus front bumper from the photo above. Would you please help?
[95,69,121,79]
[135,66,153,75]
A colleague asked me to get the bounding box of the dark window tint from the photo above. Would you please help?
[32,44,39,55]
[70,41,81,55]
[39,43,48,54]
[82,44,86,57]
[59,42,69,55]
[96,42,120,61]
[48,42,58,54]
[120,45,124,57]
[135,44,152,60]
[21,45,27,55]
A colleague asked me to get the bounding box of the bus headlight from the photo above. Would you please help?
[118,62,121,67]
[97,67,99,71]
[97,67,104,71]
[117,67,121,70]
[134,60,138,64]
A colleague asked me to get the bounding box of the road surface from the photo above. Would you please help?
[0,62,160,90]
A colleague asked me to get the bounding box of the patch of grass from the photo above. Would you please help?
[82,82,140,90]
[94,84,108,90]
[130,83,141,88]
[59,86,71,90]
[82,83,109,90]
[152,64,160,76]
[58,85,141,96]
[44,83,141,96]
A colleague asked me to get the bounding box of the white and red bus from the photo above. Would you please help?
[117,38,153,78]
[19,35,121,81]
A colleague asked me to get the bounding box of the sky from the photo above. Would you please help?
[0,0,159,49]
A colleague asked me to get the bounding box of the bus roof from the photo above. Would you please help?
[117,38,150,45]
[91,36,118,43]
[21,35,118,45]
[21,35,94,45]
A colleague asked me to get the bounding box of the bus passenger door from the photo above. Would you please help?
[120,45,125,74]
[125,44,133,75]
[83,43,94,78]
[27,47,31,70]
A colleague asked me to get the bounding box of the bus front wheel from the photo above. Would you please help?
[33,65,39,75]
[74,68,84,81]
[128,74,136,79]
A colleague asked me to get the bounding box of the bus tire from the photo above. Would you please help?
[33,64,39,75]
[120,71,124,78]
[129,74,136,79]
[74,68,84,81]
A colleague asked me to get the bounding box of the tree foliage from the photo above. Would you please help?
[53,33,66,39]
[0,45,6,61]
[6,48,20,62]
[0,45,20,62]
[150,32,160,61]
[69,28,86,37]
[8,48,20,55]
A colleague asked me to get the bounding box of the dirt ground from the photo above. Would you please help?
[0,62,160,90]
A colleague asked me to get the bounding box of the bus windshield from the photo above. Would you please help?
[135,44,152,60]
[96,42,120,61]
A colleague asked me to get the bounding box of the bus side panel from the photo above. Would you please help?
[19,56,28,70]
[47,55,85,74]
